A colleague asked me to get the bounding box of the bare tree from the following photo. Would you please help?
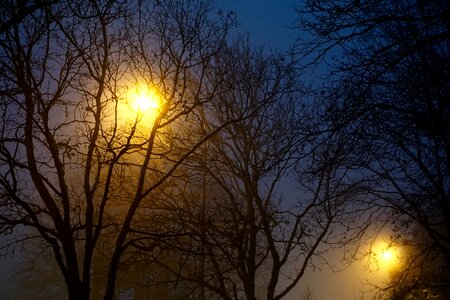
[126,39,368,300]
[0,0,240,299]
[296,0,450,297]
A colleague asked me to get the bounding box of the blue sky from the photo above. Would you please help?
[215,0,298,50]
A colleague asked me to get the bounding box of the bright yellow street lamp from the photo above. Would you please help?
[114,82,164,139]
[126,83,162,122]
[370,240,401,272]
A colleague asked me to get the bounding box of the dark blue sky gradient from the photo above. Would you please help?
[215,0,298,50]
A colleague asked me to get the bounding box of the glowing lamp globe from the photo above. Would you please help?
[126,84,162,121]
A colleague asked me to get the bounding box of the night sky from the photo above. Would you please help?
[215,0,297,51]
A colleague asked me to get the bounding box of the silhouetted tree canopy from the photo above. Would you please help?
[0,0,360,299]
[3,0,448,299]
[297,0,450,297]
[0,0,237,298]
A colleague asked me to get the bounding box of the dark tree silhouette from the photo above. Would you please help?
[384,226,448,300]
[0,0,59,35]
[1,0,416,299]
[297,0,450,297]
[0,0,238,299]
[123,39,369,300]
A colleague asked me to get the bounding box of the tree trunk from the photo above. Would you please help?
[66,278,90,300]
